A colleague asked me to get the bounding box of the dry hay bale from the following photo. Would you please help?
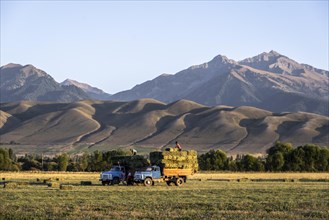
[151,149,198,172]
[180,151,188,157]
[43,178,52,184]
[169,148,177,152]
[60,185,74,190]
[187,150,197,156]
[4,182,17,189]
[81,181,92,186]
[162,151,172,156]
[187,155,197,160]
[16,181,29,186]
[237,178,249,182]
[176,156,186,162]
[48,182,60,188]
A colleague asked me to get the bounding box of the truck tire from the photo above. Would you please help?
[175,177,184,186]
[112,177,120,185]
[166,181,172,186]
[144,177,153,187]
[102,181,106,186]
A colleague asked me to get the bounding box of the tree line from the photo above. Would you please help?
[0,149,130,172]
[1,142,328,172]
[198,142,329,172]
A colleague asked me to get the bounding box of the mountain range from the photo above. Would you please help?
[1,51,328,154]
[111,50,329,116]
[0,64,111,102]
[1,50,327,116]
[1,99,328,155]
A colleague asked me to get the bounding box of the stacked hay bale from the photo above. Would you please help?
[150,148,198,172]
[111,155,150,169]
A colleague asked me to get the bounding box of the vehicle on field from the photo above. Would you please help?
[100,165,126,185]
[133,165,194,186]
[99,155,149,186]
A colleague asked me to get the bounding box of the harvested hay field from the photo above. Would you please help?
[191,172,329,181]
[1,172,329,219]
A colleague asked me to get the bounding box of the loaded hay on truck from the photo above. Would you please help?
[133,148,198,186]
[150,148,198,173]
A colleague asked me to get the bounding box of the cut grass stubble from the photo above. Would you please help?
[1,172,329,219]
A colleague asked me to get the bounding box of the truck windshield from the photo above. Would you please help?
[110,167,121,171]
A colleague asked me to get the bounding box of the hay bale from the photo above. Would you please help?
[237,178,249,182]
[4,182,17,189]
[16,181,29,186]
[151,149,198,172]
[60,185,74,190]
[43,178,52,184]
[81,181,92,186]
[48,182,60,188]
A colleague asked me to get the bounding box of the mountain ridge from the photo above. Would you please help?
[1,50,328,115]
[60,79,112,100]
[0,63,111,102]
[110,50,329,116]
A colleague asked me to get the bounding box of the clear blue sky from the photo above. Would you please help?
[1,1,328,94]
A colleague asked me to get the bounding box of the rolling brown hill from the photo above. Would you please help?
[0,99,328,155]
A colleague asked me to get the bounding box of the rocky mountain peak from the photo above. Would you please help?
[20,64,48,78]
[60,78,112,100]
[61,79,78,86]
[209,54,236,66]
[0,63,23,70]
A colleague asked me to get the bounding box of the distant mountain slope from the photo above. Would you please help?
[0,64,90,102]
[0,64,112,102]
[61,79,112,100]
[1,100,328,154]
[110,51,329,116]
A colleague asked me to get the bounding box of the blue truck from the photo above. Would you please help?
[133,165,193,186]
[99,155,149,185]
[99,165,126,185]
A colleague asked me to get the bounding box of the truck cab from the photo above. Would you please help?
[134,166,161,186]
[100,165,126,185]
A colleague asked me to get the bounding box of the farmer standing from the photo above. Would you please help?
[175,141,182,151]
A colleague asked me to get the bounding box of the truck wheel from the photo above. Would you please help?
[144,177,153,187]
[175,177,184,186]
[102,181,106,186]
[166,181,172,186]
[112,177,120,185]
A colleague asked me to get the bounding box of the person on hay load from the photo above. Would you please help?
[175,141,182,151]
[130,149,137,155]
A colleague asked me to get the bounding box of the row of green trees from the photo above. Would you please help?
[0,148,20,171]
[0,149,131,172]
[1,142,328,172]
[198,142,329,171]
